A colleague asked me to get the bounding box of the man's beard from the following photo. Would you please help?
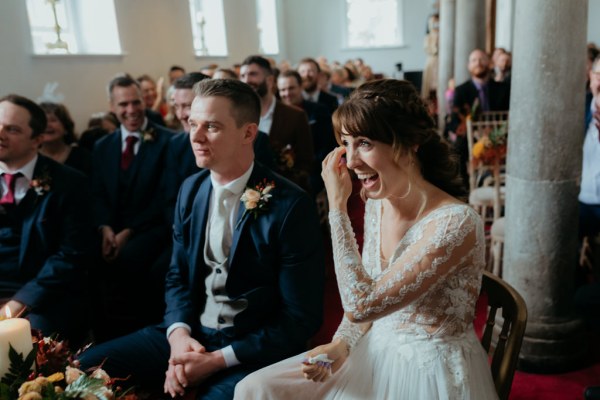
[303,79,317,93]
[254,80,269,98]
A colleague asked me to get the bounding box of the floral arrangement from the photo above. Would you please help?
[0,331,137,400]
[239,179,275,223]
[141,127,155,143]
[30,169,51,197]
[472,122,508,165]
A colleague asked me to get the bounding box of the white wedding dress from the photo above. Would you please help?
[235,200,498,400]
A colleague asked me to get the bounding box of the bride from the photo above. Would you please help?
[234,79,498,399]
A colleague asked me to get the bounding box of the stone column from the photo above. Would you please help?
[453,0,486,85]
[437,0,456,131]
[504,0,588,371]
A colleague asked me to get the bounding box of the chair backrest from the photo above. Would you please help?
[466,111,509,194]
[480,270,528,400]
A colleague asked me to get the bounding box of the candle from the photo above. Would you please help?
[0,318,33,379]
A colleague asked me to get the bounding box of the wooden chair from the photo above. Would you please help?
[480,270,528,400]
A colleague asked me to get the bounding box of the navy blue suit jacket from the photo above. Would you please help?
[317,91,339,114]
[91,122,173,233]
[585,91,593,134]
[164,131,276,225]
[1,155,92,334]
[164,163,325,364]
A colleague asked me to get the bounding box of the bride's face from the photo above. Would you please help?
[341,132,411,200]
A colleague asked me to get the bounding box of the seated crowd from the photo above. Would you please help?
[1,47,562,399]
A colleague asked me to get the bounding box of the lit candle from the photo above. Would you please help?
[0,315,33,379]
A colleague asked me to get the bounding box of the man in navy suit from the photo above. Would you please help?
[298,58,340,114]
[447,49,510,185]
[165,73,275,225]
[0,94,91,345]
[80,79,325,399]
[91,75,175,340]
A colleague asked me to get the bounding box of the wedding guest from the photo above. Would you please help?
[235,79,498,399]
[297,58,339,114]
[240,55,314,192]
[448,49,510,185]
[277,70,336,194]
[80,79,325,399]
[137,74,167,126]
[39,102,92,176]
[90,75,174,341]
[0,94,92,345]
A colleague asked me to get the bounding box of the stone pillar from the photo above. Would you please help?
[437,0,456,131]
[453,0,486,85]
[504,0,588,371]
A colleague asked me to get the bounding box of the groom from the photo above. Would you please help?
[80,79,325,399]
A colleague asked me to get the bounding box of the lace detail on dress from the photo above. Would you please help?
[328,201,485,339]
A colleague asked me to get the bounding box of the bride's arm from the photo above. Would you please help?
[329,207,483,324]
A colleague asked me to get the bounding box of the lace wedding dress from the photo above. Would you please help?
[235,200,498,400]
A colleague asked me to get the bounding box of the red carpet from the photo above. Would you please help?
[312,179,600,399]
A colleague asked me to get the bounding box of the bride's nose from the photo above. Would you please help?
[345,147,361,169]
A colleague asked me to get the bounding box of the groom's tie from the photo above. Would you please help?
[208,187,233,263]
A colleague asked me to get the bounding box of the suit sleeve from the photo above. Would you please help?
[292,111,315,179]
[230,194,325,364]
[91,142,115,229]
[162,183,196,326]
[13,174,93,309]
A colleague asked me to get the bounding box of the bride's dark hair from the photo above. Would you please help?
[332,79,467,201]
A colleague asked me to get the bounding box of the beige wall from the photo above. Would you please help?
[1,0,598,133]
[0,0,264,132]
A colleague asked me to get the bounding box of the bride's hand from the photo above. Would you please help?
[321,147,352,212]
[301,339,349,382]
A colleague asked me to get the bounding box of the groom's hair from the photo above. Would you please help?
[193,79,261,128]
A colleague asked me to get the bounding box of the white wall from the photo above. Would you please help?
[0,0,263,131]
[281,0,432,75]
[589,0,600,44]
[0,0,598,132]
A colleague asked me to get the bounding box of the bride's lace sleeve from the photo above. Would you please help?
[328,206,480,323]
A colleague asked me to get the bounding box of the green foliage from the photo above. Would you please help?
[0,345,35,399]
[64,375,111,400]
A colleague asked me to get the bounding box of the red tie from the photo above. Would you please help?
[121,136,139,170]
[0,173,20,205]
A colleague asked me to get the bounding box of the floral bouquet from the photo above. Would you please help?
[472,122,508,165]
[0,331,137,400]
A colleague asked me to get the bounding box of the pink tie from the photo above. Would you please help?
[0,173,20,205]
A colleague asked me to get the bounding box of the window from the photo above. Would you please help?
[188,0,228,57]
[256,0,280,55]
[26,0,121,55]
[344,0,403,49]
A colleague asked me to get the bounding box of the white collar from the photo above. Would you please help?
[210,162,254,197]
[0,154,38,181]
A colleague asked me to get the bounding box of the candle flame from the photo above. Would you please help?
[5,306,11,319]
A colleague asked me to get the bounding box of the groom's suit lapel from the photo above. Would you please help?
[190,177,212,287]
[229,165,266,271]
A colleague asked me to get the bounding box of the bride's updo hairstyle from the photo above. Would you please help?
[332,79,467,201]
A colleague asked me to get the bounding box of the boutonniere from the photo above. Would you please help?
[238,179,275,226]
[30,169,52,197]
[279,144,295,170]
[142,127,155,143]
